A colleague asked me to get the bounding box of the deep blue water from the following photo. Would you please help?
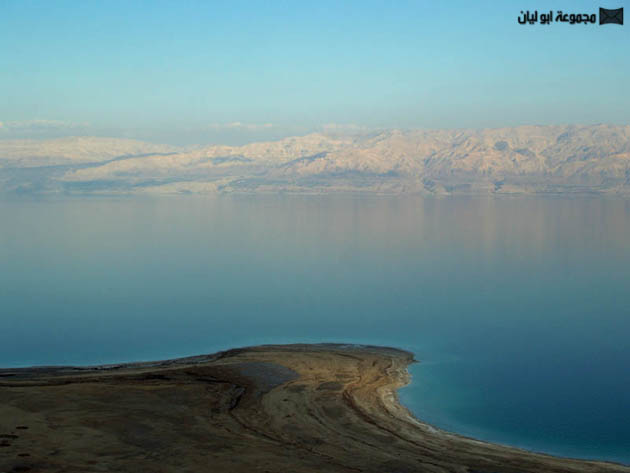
[1,195,629,464]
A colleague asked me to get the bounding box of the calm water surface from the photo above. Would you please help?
[1,195,629,464]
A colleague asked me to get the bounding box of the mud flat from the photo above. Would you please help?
[1,344,628,473]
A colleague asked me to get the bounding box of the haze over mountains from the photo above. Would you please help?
[1,124,629,195]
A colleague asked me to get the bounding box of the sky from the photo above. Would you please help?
[1,0,628,144]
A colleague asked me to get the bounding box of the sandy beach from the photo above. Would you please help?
[1,344,627,473]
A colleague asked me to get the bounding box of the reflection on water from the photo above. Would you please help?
[1,195,629,463]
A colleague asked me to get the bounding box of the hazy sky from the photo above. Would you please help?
[1,0,628,144]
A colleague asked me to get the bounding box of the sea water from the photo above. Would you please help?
[1,195,628,464]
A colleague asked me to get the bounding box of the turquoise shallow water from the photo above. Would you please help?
[1,195,629,464]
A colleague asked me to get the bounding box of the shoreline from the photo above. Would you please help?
[398,362,629,467]
[1,343,628,473]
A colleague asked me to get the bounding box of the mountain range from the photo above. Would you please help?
[1,124,629,195]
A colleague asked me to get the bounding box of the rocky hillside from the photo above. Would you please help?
[1,124,629,195]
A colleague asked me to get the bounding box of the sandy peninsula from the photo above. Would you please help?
[0,344,627,473]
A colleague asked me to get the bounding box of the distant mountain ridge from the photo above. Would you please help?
[1,124,629,195]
